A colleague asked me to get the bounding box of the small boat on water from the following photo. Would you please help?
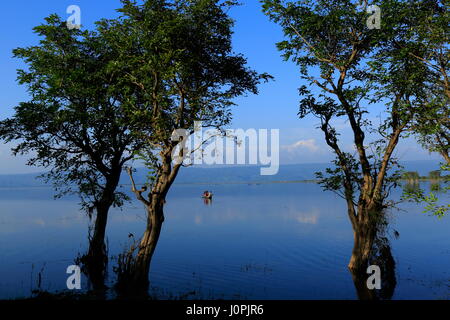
[202,191,213,200]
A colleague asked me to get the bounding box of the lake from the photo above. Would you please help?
[0,182,448,299]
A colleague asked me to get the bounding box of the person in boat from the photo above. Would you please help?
[202,191,212,199]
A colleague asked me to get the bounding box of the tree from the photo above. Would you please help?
[403,0,449,164]
[0,15,143,288]
[108,0,270,294]
[262,0,428,271]
[387,0,449,217]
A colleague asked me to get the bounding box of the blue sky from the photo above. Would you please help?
[0,1,440,173]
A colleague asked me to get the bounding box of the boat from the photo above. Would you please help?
[202,191,213,200]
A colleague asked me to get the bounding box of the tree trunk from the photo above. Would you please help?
[350,239,397,300]
[83,203,109,290]
[89,203,109,258]
[440,150,450,166]
[120,151,182,297]
[348,222,376,272]
[347,206,385,300]
[82,169,121,291]
[348,200,383,271]
[131,200,164,292]
[116,196,165,297]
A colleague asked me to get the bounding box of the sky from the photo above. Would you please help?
[0,1,440,174]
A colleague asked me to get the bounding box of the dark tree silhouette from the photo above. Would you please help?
[0,15,144,289]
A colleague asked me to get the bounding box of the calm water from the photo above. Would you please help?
[0,182,448,299]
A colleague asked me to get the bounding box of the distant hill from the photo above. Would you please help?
[0,172,47,188]
[0,160,443,188]
[164,160,443,185]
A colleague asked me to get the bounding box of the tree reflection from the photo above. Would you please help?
[349,212,397,300]
[75,223,110,298]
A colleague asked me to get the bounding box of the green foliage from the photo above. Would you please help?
[398,1,449,163]
[262,0,425,209]
[402,163,449,218]
[403,188,449,219]
[0,1,269,211]
[315,153,361,202]
[0,14,142,210]
[402,171,420,181]
[108,0,270,178]
[429,170,441,180]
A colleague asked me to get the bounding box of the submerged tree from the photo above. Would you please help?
[350,223,397,300]
[263,0,429,271]
[109,0,270,295]
[0,15,143,289]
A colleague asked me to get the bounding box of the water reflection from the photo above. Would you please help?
[76,250,108,296]
[403,181,421,194]
[346,205,398,301]
[430,181,441,192]
[0,183,448,299]
[349,233,397,300]
[402,179,443,194]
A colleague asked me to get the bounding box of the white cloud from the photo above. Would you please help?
[296,214,318,224]
[282,139,320,153]
[281,208,320,225]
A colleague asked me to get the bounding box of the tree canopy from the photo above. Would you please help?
[262,0,436,271]
[0,14,142,209]
[0,13,147,287]
[105,0,271,292]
